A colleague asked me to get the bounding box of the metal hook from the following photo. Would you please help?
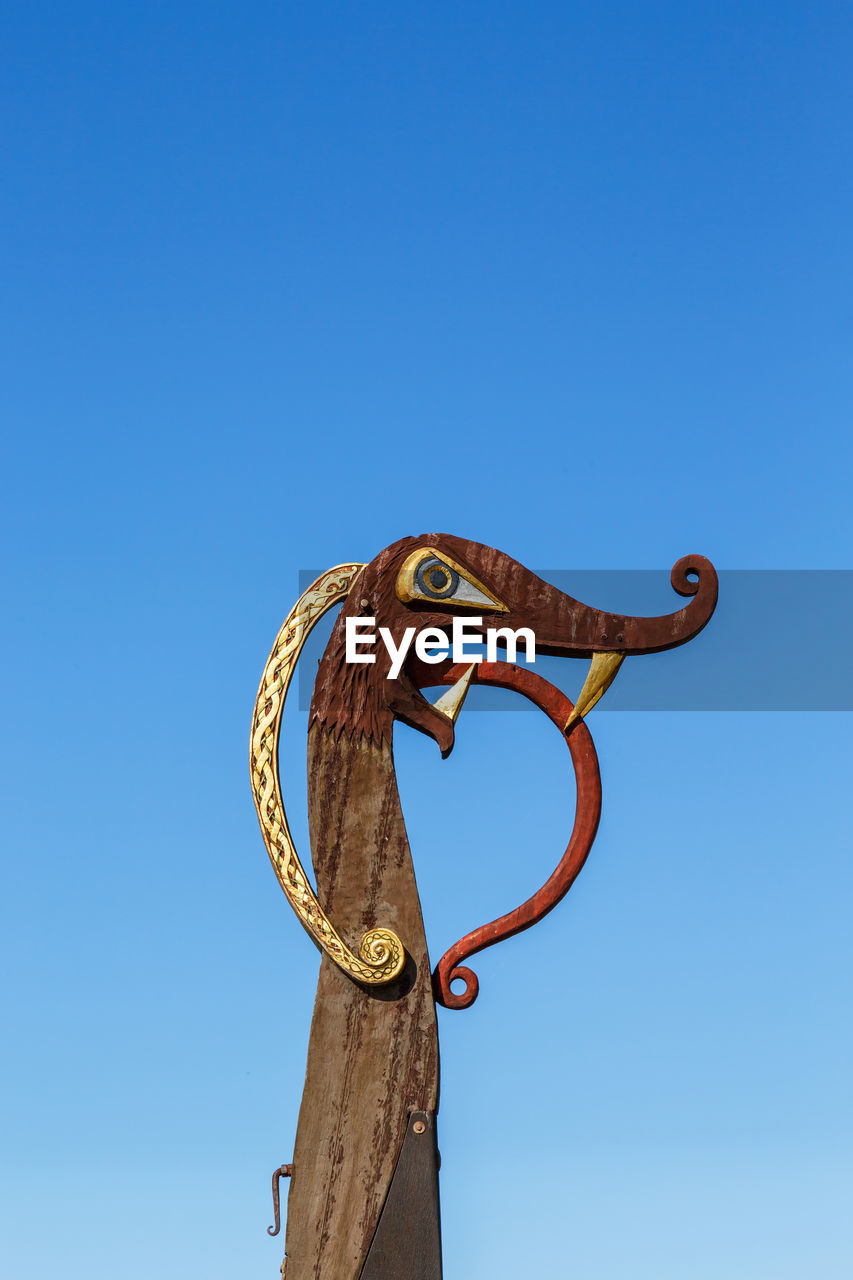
[268,1163,293,1237]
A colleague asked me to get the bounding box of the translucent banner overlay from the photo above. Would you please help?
[297,570,853,711]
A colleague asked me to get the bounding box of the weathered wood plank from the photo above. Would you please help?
[283,724,439,1280]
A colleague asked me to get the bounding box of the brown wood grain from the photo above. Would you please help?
[283,724,439,1280]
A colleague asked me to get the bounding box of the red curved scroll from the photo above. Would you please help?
[429,662,602,1010]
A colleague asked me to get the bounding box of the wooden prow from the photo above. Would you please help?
[261,535,718,1277]
[284,726,438,1279]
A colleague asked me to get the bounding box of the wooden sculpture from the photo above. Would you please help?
[250,534,718,1279]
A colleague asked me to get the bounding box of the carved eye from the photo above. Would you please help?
[415,557,459,600]
[396,548,508,612]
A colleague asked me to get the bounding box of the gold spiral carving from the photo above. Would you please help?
[250,565,405,985]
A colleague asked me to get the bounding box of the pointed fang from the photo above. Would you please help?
[433,663,477,724]
[565,652,625,731]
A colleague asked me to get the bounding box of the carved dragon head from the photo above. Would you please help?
[309,533,718,755]
[252,534,717,997]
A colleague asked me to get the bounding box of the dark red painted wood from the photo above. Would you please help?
[425,662,602,1010]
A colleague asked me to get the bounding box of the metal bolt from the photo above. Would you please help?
[413,1120,426,1134]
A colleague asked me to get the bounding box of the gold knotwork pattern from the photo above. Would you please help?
[250,564,405,985]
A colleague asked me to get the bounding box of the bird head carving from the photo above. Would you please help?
[310,533,718,755]
[251,533,718,995]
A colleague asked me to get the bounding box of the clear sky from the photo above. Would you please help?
[2,4,851,1277]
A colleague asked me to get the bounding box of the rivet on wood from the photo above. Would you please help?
[413,1120,426,1134]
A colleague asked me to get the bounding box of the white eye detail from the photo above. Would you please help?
[396,548,508,612]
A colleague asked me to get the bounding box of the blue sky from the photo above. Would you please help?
[2,4,851,1277]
